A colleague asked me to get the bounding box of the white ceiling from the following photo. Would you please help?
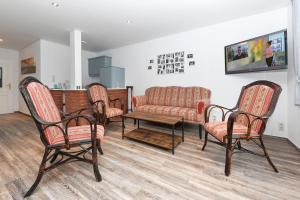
[0,0,290,52]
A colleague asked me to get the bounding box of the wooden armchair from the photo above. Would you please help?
[202,80,282,176]
[19,77,104,197]
[87,83,124,126]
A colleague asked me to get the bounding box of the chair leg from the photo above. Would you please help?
[97,141,104,155]
[225,141,233,176]
[237,140,242,150]
[259,137,279,173]
[24,148,50,197]
[202,131,209,151]
[50,149,59,163]
[199,124,203,139]
[92,139,102,182]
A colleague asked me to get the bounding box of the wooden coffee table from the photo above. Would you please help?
[122,112,184,154]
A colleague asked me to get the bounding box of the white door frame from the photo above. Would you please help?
[0,62,14,114]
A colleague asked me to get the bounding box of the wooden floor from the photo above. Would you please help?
[0,113,300,200]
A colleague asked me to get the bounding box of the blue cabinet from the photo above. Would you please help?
[99,66,125,88]
[88,56,112,77]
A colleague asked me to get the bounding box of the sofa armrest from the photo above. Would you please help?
[132,95,147,109]
[197,99,211,114]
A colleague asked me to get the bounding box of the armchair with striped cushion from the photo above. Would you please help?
[86,83,124,126]
[202,80,282,176]
[19,77,104,197]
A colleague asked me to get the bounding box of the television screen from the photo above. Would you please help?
[225,30,287,74]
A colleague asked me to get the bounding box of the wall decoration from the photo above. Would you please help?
[225,29,287,74]
[157,51,185,75]
[189,61,195,66]
[148,66,152,70]
[149,59,154,64]
[21,57,36,74]
[0,67,2,88]
[187,54,193,59]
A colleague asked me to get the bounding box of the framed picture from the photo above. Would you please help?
[21,57,36,74]
[187,54,193,59]
[225,29,288,74]
[189,61,195,66]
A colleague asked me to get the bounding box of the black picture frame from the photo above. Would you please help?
[224,29,288,75]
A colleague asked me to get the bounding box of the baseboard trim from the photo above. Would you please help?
[14,111,31,117]
[287,139,300,152]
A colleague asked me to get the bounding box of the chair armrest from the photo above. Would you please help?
[227,111,267,139]
[204,104,237,123]
[109,98,124,110]
[42,114,97,149]
[91,100,106,124]
[197,99,211,114]
[132,95,147,109]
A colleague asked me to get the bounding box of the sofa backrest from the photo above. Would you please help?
[145,86,211,108]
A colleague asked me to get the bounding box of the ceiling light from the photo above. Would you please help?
[126,20,132,24]
[51,2,60,7]
[0,38,3,42]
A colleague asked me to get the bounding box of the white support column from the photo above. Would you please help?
[70,30,82,89]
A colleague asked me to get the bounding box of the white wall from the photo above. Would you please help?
[287,4,300,148]
[40,39,96,88]
[89,8,289,138]
[40,40,71,87]
[0,48,19,112]
[19,40,41,114]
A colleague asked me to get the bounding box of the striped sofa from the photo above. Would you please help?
[132,86,211,139]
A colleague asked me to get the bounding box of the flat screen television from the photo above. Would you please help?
[225,30,287,74]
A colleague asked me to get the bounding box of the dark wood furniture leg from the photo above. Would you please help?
[24,148,51,197]
[199,124,202,139]
[50,149,59,163]
[122,116,125,139]
[92,138,102,182]
[97,140,104,155]
[172,125,175,155]
[225,136,233,176]
[202,131,209,151]
[182,118,184,142]
[259,137,279,172]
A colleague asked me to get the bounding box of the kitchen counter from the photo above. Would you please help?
[50,88,129,118]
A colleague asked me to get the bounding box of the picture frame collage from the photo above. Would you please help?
[147,51,195,75]
[157,51,185,75]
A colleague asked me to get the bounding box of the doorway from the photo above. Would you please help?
[0,64,14,114]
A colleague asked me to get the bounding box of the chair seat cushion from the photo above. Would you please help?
[135,105,202,122]
[50,125,104,145]
[204,121,259,142]
[106,108,123,118]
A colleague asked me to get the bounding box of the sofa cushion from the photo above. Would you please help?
[145,86,211,108]
[135,105,203,123]
[204,121,259,142]
[51,125,104,145]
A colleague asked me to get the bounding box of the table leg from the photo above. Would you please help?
[172,125,175,155]
[122,116,124,139]
[182,118,184,142]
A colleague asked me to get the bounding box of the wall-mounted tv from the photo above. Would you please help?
[225,30,287,74]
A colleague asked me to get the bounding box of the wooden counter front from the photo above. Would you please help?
[51,88,128,114]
